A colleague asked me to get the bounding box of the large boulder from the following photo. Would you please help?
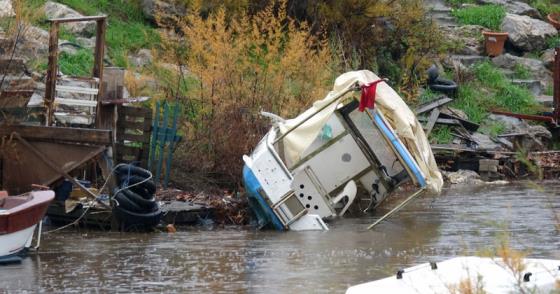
[492,53,552,89]
[44,1,95,35]
[0,0,15,17]
[479,0,541,18]
[141,0,186,24]
[501,13,557,52]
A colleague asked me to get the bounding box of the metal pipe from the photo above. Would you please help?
[367,187,426,230]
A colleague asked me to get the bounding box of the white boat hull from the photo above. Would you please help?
[347,256,560,294]
[0,225,36,258]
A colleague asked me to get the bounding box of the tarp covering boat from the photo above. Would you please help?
[278,70,443,193]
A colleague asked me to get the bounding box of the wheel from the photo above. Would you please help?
[121,188,157,210]
[428,77,458,96]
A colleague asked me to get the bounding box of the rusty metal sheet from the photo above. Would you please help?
[2,140,105,194]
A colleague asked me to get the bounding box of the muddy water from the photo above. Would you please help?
[2,182,559,293]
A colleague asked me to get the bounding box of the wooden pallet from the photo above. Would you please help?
[116,106,152,168]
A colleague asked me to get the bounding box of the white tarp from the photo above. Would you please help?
[278,70,443,193]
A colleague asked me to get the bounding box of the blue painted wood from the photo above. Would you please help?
[148,100,160,171]
[163,104,180,188]
[149,101,181,188]
[155,103,169,184]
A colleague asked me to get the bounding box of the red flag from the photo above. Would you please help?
[359,79,384,112]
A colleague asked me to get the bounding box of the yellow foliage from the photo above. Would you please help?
[156,0,335,187]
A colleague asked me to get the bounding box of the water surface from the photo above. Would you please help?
[2,182,559,293]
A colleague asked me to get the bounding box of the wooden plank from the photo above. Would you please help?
[0,125,112,145]
[49,15,107,23]
[415,96,453,115]
[56,85,99,95]
[122,106,151,117]
[116,144,141,157]
[55,98,98,107]
[117,120,144,130]
[424,108,440,136]
[119,133,147,143]
[418,117,460,126]
[439,113,479,132]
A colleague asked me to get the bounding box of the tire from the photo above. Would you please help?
[121,188,157,210]
[113,205,162,230]
[116,164,152,179]
[428,77,458,96]
[125,184,153,200]
[120,175,156,195]
[114,191,144,213]
[427,65,439,84]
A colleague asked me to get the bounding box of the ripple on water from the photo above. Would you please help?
[1,181,559,293]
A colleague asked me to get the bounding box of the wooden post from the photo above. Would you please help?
[553,47,560,123]
[44,22,59,126]
[94,18,107,128]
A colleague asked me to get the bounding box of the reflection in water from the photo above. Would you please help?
[1,182,559,293]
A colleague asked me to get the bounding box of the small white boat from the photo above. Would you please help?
[0,190,54,264]
[243,70,443,231]
[347,256,560,294]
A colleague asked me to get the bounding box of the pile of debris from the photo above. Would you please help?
[157,189,250,226]
[416,95,558,180]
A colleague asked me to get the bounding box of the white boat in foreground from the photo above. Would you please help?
[347,256,560,294]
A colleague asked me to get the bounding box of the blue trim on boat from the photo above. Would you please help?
[243,165,285,231]
[370,110,427,188]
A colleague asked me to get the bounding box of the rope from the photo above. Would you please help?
[44,163,153,234]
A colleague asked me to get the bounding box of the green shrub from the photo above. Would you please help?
[531,0,560,16]
[547,36,560,49]
[430,126,453,144]
[452,5,506,31]
[58,48,94,76]
[449,62,538,124]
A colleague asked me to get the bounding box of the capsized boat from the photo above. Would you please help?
[0,190,54,263]
[346,256,560,294]
[243,70,443,231]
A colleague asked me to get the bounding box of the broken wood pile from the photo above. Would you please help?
[157,189,250,226]
[416,96,557,180]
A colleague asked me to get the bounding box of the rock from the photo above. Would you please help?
[472,132,502,150]
[536,95,553,107]
[511,79,543,95]
[479,0,541,18]
[75,37,95,48]
[141,0,186,24]
[501,13,557,52]
[0,57,26,75]
[448,54,489,67]
[443,170,482,184]
[0,0,15,17]
[487,114,526,133]
[441,25,485,55]
[541,48,555,71]
[492,53,552,87]
[128,49,153,68]
[44,1,95,35]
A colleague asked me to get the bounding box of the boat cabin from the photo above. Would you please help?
[243,88,428,231]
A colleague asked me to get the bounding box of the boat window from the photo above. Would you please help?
[288,114,346,169]
[347,109,405,178]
